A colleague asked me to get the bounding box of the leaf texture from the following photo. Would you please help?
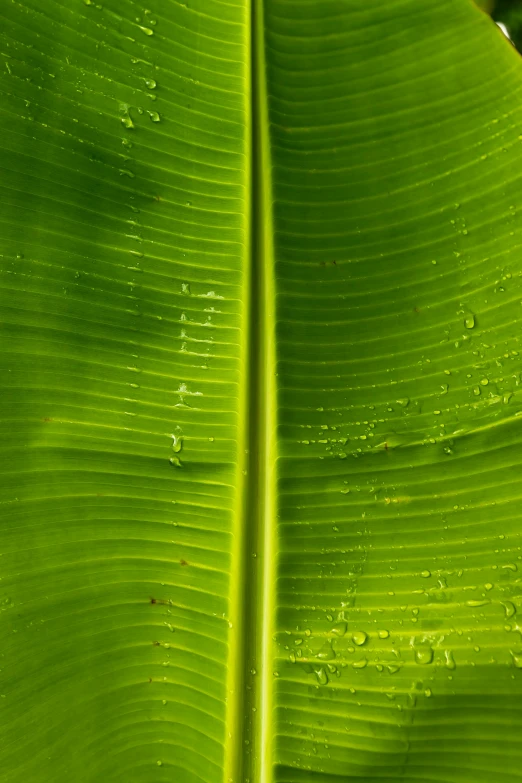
[1,1,522,782]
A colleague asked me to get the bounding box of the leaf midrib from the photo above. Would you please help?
[224,1,277,781]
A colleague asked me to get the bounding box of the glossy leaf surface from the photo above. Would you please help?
[1,1,522,781]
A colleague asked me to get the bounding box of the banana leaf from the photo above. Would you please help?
[1,0,522,781]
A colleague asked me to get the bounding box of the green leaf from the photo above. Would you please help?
[1,1,522,781]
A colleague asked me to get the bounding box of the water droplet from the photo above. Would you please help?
[444,650,456,670]
[148,111,160,122]
[171,434,183,453]
[480,378,489,386]
[352,658,368,669]
[352,631,367,646]
[502,601,517,619]
[316,641,335,661]
[139,25,154,35]
[145,79,157,89]
[119,168,135,178]
[414,646,433,665]
[424,688,432,698]
[121,115,134,129]
[378,630,389,639]
[169,456,182,467]
[420,570,431,578]
[464,315,475,329]
[331,622,347,637]
[314,666,328,685]
[466,599,489,607]
[182,282,191,295]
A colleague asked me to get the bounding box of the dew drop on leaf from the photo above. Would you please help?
[171,434,183,453]
[352,631,367,646]
[414,647,433,665]
[314,666,328,685]
[444,650,456,670]
[316,641,335,661]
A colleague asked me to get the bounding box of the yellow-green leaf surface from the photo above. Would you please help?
[2,1,522,781]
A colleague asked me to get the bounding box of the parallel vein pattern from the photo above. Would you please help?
[0,1,248,781]
[264,1,522,781]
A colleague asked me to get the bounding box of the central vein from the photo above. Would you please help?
[225,0,277,780]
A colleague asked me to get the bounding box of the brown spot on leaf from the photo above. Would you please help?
[180,559,188,566]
